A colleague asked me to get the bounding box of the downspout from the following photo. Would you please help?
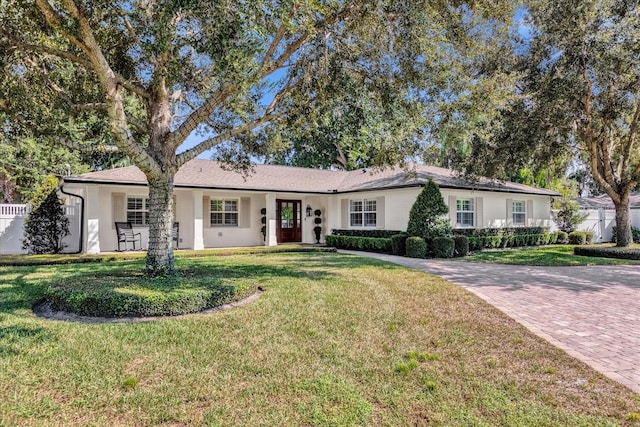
[58,176,85,254]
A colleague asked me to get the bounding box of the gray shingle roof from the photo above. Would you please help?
[575,193,640,209]
[64,159,560,196]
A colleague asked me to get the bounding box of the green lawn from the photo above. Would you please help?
[466,244,640,266]
[1,252,638,426]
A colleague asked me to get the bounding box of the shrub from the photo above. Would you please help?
[324,235,392,253]
[568,231,587,245]
[611,226,640,244]
[391,233,408,256]
[22,175,70,254]
[407,179,450,244]
[552,199,588,233]
[453,227,549,237]
[574,246,640,260]
[432,237,454,258]
[406,236,427,258]
[45,278,254,318]
[584,231,594,244]
[452,235,469,257]
[556,231,569,244]
[330,229,402,238]
[548,232,558,244]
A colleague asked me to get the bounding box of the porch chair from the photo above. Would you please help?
[115,221,142,251]
[172,222,179,249]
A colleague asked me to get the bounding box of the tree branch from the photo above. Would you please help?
[176,112,283,166]
[165,87,233,150]
[53,136,119,153]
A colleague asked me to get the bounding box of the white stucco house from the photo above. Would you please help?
[58,159,559,253]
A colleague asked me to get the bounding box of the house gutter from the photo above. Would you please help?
[58,177,84,254]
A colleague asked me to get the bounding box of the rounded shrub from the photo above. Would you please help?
[391,233,408,256]
[568,231,587,245]
[584,231,594,244]
[432,237,454,258]
[452,235,469,257]
[406,236,427,258]
[556,231,569,244]
[44,275,254,318]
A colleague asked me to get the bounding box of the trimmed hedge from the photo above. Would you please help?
[324,235,392,253]
[406,236,427,258]
[568,231,586,245]
[453,226,549,237]
[555,231,568,244]
[468,233,558,251]
[391,233,408,256]
[453,235,469,257]
[45,279,254,318]
[331,229,403,238]
[574,246,640,260]
[432,237,454,258]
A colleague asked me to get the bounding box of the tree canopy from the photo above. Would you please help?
[442,0,640,246]
[1,0,515,274]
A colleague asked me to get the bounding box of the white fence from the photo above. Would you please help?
[0,204,30,254]
[0,203,81,254]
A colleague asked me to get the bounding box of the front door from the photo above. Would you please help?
[276,200,302,243]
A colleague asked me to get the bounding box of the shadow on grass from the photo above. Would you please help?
[0,324,55,356]
[0,252,375,316]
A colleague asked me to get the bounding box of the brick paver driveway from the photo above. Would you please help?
[340,250,640,394]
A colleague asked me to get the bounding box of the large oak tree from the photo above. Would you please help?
[1,0,513,275]
[455,0,639,246]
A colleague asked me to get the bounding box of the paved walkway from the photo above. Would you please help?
[340,250,640,394]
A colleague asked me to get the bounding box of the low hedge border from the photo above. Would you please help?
[44,276,255,318]
[330,229,403,238]
[574,246,640,261]
[325,235,392,253]
[453,226,550,237]
[468,233,559,251]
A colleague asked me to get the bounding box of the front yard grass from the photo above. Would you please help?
[1,252,638,426]
[466,244,640,266]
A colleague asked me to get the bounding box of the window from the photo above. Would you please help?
[456,198,474,227]
[350,199,376,227]
[210,199,238,226]
[127,197,148,225]
[513,200,526,225]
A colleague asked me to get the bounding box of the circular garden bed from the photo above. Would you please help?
[42,272,256,318]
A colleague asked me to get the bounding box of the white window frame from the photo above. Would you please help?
[127,196,149,226]
[210,199,239,227]
[456,198,474,227]
[349,199,377,227]
[512,200,526,226]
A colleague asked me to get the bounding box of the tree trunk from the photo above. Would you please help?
[614,199,632,247]
[145,173,176,276]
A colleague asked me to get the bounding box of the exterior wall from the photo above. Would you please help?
[62,181,556,253]
[335,188,553,232]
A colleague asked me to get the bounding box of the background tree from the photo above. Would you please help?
[449,1,639,246]
[1,1,514,275]
[22,175,70,254]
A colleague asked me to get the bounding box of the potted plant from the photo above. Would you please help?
[313,210,322,244]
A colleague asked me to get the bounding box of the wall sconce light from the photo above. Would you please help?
[306,205,312,217]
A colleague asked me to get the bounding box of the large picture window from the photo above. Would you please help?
[210,199,238,226]
[456,198,474,227]
[512,200,526,225]
[350,199,376,227]
[127,197,148,225]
